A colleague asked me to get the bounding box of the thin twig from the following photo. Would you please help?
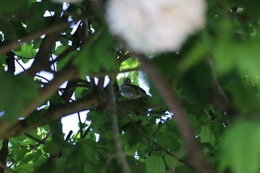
[29,133,49,151]
[24,133,45,144]
[14,58,26,71]
[77,112,83,138]
[65,130,73,141]
[15,58,51,82]
[35,75,50,82]
[72,116,90,143]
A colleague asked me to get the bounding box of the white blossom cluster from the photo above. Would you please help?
[106,0,206,54]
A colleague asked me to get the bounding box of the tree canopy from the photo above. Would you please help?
[0,0,260,173]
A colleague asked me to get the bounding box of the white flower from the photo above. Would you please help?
[106,0,206,54]
[51,0,83,4]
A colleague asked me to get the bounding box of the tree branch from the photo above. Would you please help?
[117,52,131,64]
[27,30,61,75]
[24,133,45,144]
[21,66,78,117]
[109,78,131,173]
[0,66,78,138]
[0,139,9,173]
[0,93,156,139]
[0,22,70,55]
[6,52,15,74]
[1,94,100,139]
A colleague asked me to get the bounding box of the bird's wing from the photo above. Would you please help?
[125,84,147,96]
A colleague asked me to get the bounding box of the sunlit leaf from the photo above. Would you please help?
[14,43,37,59]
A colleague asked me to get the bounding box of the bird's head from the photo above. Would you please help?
[123,78,131,85]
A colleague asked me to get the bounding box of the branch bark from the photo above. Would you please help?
[27,30,61,75]
[0,139,9,173]
[1,94,100,139]
[109,79,131,173]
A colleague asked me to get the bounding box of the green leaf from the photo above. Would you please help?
[214,31,260,86]
[179,62,213,105]
[87,110,110,132]
[57,50,76,71]
[44,141,62,155]
[164,155,183,171]
[152,54,178,77]
[49,119,64,144]
[14,43,37,59]
[0,0,28,15]
[25,2,47,32]
[146,156,166,173]
[95,31,117,71]
[74,87,92,99]
[54,44,68,56]
[16,163,34,173]
[0,55,7,67]
[74,44,100,76]
[199,126,215,146]
[220,121,260,173]
[74,31,117,76]
[178,35,211,74]
[155,122,181,150]
[0,72,38,121]
[220,74,260,114]
[28,0,37,6]
[120,57,139,70]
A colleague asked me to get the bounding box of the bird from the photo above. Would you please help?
[119,78,147,99]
